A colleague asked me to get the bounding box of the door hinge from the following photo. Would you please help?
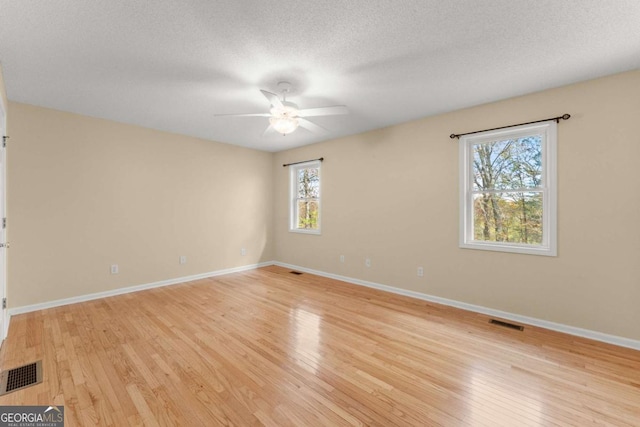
[2,298,6,310]
[0,242,8,248]
[2,217,5,229]
[2,136,8,148]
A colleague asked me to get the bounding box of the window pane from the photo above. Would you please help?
[472,192,543,245]
[297,167,319,198]
[472,135,542,191]
[290,161,321,234]
[297,199,319,230]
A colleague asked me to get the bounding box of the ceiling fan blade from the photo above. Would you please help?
[298,118,327,133]
[213,113,271,117]
[262,125,277,137]
[298,105,348,117]
[260,90,284,109]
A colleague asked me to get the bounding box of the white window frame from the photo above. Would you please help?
[289,160,321,234]
[459,121,557,256]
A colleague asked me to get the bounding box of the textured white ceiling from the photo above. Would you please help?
[1,1,639,151]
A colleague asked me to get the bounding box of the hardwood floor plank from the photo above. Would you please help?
[1,266,639,426]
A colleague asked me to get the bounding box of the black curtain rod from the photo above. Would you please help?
[282,157,324,167]
[450,114,571,139]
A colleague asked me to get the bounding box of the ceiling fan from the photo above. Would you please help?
[215,81,348,136]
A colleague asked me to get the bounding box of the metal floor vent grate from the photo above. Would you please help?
[289,271,303,275]
[0,361,43,395]
[489,319,524,331]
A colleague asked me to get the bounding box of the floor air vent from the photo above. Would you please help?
[489,319,524,331]
[0,361,43,395]
[289,271,303,275]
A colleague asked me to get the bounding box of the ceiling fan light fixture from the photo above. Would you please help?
[269,116,299,134]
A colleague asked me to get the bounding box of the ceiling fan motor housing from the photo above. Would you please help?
[271,101,300,118]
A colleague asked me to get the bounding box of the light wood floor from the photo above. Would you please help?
[1,266,639,426]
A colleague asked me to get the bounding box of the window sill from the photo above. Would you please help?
[289,228,321,235]
[460,241,556,256]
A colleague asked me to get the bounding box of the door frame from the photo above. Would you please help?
[0,97,6,341]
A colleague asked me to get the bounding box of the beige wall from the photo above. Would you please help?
[274,70,640,341]
[7,102,274,307]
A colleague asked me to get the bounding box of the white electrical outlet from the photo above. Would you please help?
[180,256,187,264]
[340,255,345,263]
[365,258,371,267]
[110,264,119,274]
[241,248,247,256]
[417,267,424,277]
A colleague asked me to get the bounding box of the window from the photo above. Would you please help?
[290,160,321,234]
[459,121,557,256]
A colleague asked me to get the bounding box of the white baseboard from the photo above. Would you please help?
[8,262,273,317]
[7,260,639,352]
[274,261,640,351]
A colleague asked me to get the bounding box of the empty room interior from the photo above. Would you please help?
[0,2,639,426]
